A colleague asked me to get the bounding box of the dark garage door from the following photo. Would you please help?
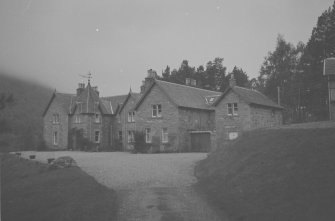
[190,132,210,152]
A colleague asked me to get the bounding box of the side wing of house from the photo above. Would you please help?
[43,94,70,149]
[135,84,179,152]
[215,90,252,145]
[249,105,283,129]
[118,94,140,151]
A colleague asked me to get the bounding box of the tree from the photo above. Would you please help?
[0,93,14,110]
[227,66,249,88]
[162,66,171,81]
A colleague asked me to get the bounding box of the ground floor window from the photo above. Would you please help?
[161,128,168,143]
[127,131,134,143]
[53,131,58,145]
[145,128,152,143]
[94,130,100,143]
[119,131,122,141]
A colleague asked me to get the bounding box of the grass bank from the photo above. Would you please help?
[1,154,117,221]
[195,127,335,221]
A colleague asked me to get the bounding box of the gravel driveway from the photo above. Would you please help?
[19,151,226,221]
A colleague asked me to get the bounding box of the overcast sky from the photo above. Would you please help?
[0,0,333,96]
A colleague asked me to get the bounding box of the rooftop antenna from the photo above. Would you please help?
[79,71,92,84]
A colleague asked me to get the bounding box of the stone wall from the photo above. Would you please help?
[215,91,251,146]
[178,107,215,152]
[119,95,138,151]
[250,105,283,129]
[135,85,179,152]
[43,97,69,149]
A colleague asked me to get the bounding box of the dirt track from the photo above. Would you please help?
[19,151,226,221]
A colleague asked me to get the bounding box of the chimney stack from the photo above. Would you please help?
[229,74,236,87]
[92,86,99,96]
[77,83,85,96]
[141,69,157,94]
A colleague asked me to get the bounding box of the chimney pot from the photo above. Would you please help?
[229,74,236,87]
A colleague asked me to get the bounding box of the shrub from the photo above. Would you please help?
[133,131,149,153]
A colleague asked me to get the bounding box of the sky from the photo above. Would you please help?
[0,0,334,96]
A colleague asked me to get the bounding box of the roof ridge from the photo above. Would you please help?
[155,79,221,94]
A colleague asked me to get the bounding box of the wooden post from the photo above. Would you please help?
[277,86,281,106]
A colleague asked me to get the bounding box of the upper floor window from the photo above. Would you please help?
[94,130,100,143]
[152,104,162,118]
[75,115,81,123]
[145,128,152,143]
[52,114,60,124]
[161,128,168,143]
[128,111,135,122]
[77,102,83,113]
[227,103,238,116]
[95,113,101,123]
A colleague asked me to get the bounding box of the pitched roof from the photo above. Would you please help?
[42,92,75,116]
[117,92,141,113]
[214,86,283,109]
[101,94,128,114]
[324,57,335,76]
[135,80,221,110]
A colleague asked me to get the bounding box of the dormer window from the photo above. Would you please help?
[128,111,135,122]
[152,104,162,118]
[95,114,100,123]
[52,114,60,124]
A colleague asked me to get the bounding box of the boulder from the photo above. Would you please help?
[49,156,77,170]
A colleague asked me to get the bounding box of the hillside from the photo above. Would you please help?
[0,73,53,150]
[195,125,335,221]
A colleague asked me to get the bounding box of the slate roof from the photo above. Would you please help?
[214,86,283,109]
[101,94,129,114]
[135,80,221,110]
[324,58,335,76]
[42,92,75,116]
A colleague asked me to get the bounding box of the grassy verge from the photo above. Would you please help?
[1,154,117,221]
[195,128,335,221]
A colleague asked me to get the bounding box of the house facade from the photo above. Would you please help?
[43,74,283,152]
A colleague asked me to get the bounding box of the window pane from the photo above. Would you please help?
[227,103,233,115]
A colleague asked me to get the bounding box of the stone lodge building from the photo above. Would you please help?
[43,74,283,152]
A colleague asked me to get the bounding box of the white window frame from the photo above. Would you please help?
[75,115,81,123]
[152,104,162,118]
[145,128,152,143]
[52,114,60,124]
[94,130,100,143]
[53,131,58,145]
[128,111,135,122]
[95,113,100,123]
[227,103,238,116]
[127,130,134,143]
[161,128,168,143]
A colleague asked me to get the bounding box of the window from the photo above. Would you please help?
[95,114,100,123]
[161,128,168,143]
[186,78,191,85]
[118,131,122,141]
[145,128,152,143]
[53,131,58,145]
[152,104,162,117]
[191,79,196,86]
[94,130,100,143]
[127,131,135,143]
[128,111,135,122]
[77,102,83,113]
[75,115,81,123]
[52,114,60,124]
[227,103,238,116]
